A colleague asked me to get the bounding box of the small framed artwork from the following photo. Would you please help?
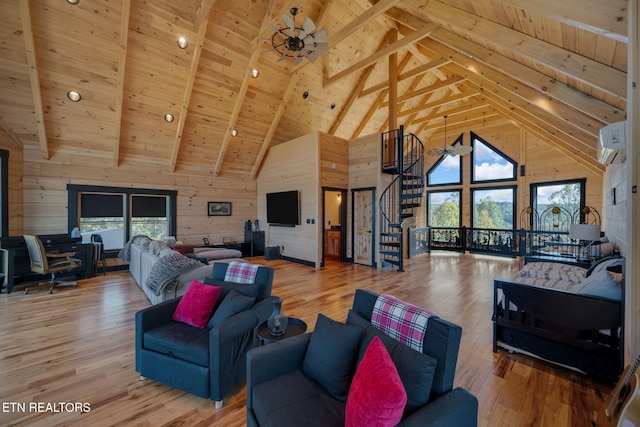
[208,201,232,216]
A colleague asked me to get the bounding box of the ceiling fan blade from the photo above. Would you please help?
[298,17,316,38]
[283,15,296,37]
[277,51,289,62]
[305,50,320,63]
[294,54,304,65]
[313,28,328,44]
[265,22,280,33]
[314,42,328,54]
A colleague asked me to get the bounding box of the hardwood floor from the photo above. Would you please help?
[0,253,614,426]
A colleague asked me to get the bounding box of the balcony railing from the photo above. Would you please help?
[407,227,601,259]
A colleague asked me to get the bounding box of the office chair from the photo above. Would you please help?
[23,234,81,294]
[91,234,106,275]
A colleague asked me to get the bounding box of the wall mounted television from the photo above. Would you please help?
[266,190,300,227]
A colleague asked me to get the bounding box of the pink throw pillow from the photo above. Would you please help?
[345,336,407,427]
[172,280,221,328]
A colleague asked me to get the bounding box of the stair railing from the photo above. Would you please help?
[379,126,425,271]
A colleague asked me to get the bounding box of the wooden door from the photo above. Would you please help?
[353,189,374,266]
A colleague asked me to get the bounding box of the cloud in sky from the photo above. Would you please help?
[473,138,514,181]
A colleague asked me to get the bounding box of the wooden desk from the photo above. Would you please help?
[0,235,92,294]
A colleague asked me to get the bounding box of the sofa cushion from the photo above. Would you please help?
[143,322,210,366]
[345,336,407,427]
[347,310,437,414]
[203,277,260,312]
[252,369,346,427]
[172,280,221,328]
[301,313,362,402]
[207,289,255,328]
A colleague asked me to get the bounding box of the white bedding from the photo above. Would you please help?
[510,257,623,301]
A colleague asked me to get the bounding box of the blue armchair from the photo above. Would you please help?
[246,289,478,426]
[135,262,275,408]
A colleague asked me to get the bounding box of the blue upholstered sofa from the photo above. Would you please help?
[135,262,275,408]
[246,289,478,426]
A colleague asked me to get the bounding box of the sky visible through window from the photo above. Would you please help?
[429,154,460,185]
[473,138,515,182]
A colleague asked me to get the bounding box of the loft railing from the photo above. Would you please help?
[407,227,602,259]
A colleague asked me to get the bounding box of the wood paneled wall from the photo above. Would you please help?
[1,127,257,244]
[257,133,322,266]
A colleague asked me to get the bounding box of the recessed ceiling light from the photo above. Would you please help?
[231,129,239,137]
[67,0,80,4]
[330,103,336,110]
[177,37,188,49]
[251,69,259,78]
[67,90,82,102]
[164,113,174,123]
[302,91,309,99]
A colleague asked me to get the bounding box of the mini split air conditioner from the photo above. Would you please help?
[598,121,627,164]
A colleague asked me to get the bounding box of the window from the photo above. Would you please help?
[427,133,463,186]
[471,187,516,230]
[427,190,461,227]
[471,132,517,183]
[530,179,586,227]
[68,185,177,250]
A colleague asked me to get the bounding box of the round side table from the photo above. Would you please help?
[255,318,307,345]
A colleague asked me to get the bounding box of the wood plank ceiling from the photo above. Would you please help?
[0,0,628,178]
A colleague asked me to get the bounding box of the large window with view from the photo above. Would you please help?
[427,190,461,227]
[530,179,585,229]
[68,185,176,251]
[472,187,516,230]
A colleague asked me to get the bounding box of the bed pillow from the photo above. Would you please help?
[301,313,362,401]
[578,270,623,301]
[345,336,407,427]
[172,280,221,328]
[207,289,255,328]
[586,256,622,277]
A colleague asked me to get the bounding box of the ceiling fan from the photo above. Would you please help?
[426,115,473,157]
[267,7,328,65]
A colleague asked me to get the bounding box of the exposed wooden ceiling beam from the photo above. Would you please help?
[19,0,48,160]
[428,28,626,124]
[485,95,605,175]
[412,99,492,126]
[427,42,605,142]
[398,90,478,118]
[213,47,261,177]
[323,22,439,88]
[328,0,400,47]
[168,19,208,173]
[489,0,628,43]
[194,0,216,27]
[328,33,392,135]
[445,60,598,154]
[397,2,627,102]
[359,57,449,98]
[381,76,464,107]
[112,0,131,167]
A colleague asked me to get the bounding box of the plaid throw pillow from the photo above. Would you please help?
[223,261,260,284]
[371,294,437,353]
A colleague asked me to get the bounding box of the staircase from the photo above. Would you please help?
[379,126,425,271]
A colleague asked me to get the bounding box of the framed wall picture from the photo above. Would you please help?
[208,201,231,216]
